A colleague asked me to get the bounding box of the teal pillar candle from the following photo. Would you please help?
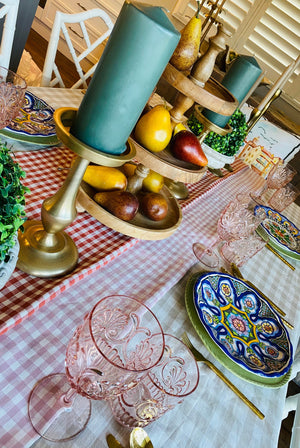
[202,55,262,128]
[70,1,180,154]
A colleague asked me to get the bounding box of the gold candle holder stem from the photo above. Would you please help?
[247,88,282,133]
[42,156,89,234]
[17,158,89,278]
[17,107,136,278]
[198,127,210,143]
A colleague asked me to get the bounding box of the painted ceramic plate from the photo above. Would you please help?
[255,205,300,260]
[185,272,292,387]
[0,92,59,146]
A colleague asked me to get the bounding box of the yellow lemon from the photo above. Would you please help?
[83,165,127,191]
[143,170,164,193]
[134,105,172,153]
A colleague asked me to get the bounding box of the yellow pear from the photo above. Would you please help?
[83,165,127,191]
[134,105,172,153]
[142,170,164,193]
[170,1,202,72]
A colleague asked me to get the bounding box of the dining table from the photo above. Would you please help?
[0,86,300,448]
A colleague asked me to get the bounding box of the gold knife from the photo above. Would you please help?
[266,243,295,271]
[182,332,265,420]
[106,434,124,448]
[256,227,295,271]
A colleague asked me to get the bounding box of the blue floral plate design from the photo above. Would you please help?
[185,272,292,387]
[0,92,59,146]
[255,205,300,260]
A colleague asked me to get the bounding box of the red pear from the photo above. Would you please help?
[170,130,208,167]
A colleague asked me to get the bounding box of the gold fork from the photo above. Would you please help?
[181,332,265,420]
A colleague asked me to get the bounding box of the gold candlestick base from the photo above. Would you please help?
[17,108,136,278]
[194,105,232,142]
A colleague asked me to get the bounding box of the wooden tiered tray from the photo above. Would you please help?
[131,135,207,184]
[162,63,238,116]
[77,181,182,240]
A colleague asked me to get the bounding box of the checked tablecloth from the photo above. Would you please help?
[1,87,300,448]
[0,86,252,336]
[0,162,299,448]
[0,146,247,335]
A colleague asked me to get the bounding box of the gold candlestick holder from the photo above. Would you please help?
[17,108,136,278]
[247,88,282,133]
[194,105,232,142]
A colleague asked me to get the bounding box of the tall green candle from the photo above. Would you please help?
[71,1,180,155]
[202,55,262,128]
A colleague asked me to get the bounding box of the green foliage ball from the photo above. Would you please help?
[0,141,30,262]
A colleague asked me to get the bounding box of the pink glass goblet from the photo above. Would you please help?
[220,233,267,267]
[28,295,165,442]
[193,193,266,268]
[251,161,297,204]
[268,183,300,212]
[109,334,199,428]
[0,66,26,129]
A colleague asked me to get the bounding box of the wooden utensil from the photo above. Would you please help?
[181,332,265,420]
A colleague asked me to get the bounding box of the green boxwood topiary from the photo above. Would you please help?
[0,141,30,262]
[188,109,248,157]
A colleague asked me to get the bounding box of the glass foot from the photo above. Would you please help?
[192,242,220,268]
[28,373,91,442]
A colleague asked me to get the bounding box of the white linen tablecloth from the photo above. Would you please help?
[0,87,299,448]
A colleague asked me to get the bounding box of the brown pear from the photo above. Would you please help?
[138,192,168,221]
[94,190,139,221]
[170,1,202,72]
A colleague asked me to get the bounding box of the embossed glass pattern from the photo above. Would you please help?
[66,295,165,400]
[109,334,199,428]
[0,67,26,129]
[193,193,266,268]
[268,183,300,212]
[28,295,164,442]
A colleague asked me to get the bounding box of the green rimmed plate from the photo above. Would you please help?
[255,205,300,261]
[0,91,59,146]
[185,271,292,388]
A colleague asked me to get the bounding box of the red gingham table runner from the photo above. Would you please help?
[0,146,249,335]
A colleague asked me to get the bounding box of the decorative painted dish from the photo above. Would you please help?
[185,272,292,387]
[0,92,59,146]
[255,205,300,260]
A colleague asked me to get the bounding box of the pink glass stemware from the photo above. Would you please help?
[193,193,266,268]
[0,66,26,129]
[220,233,267,267]
[28,295,165,442]
[109,334,200,428]
[267,162,296,190]
[66,295,165,399]
[251,161,297,204]
[268,183,300,212]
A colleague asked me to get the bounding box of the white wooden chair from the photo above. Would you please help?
[0,0,20,70]
[41,9,114,89]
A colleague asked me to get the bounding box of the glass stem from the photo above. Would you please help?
[62,387,77,407]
